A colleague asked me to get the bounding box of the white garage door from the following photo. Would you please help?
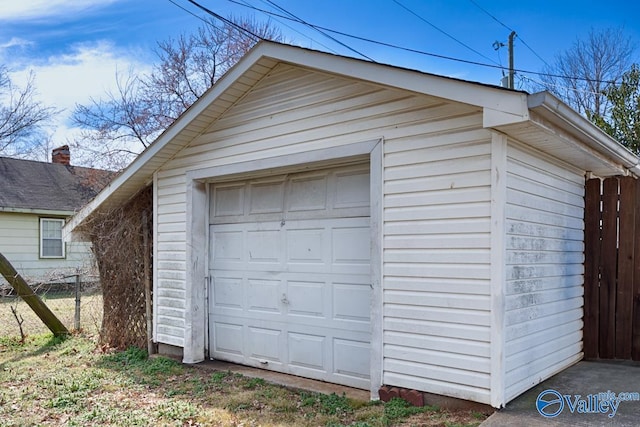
[209,163,371,389]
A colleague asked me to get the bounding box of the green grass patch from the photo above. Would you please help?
[0,334,490,426]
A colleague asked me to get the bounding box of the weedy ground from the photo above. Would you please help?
[0,296,489,426]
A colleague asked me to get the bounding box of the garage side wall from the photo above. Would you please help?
[503,142,585,402]
[154,63,492,401]
[382,116,493,404]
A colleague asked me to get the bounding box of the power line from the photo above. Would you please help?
[207,0,621,86]
[467,0,551,69]
[167,0,268,53]
[226,0,504,70]
[249,0,338,54]
[167,0,210,25]
[391,0,500,66]
[263,0,375,62]
[184,0,265,42]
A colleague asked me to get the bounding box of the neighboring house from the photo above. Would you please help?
[0,146,113,285]
[67,42,640,408]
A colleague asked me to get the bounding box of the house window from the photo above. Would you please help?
[40,218,65,258]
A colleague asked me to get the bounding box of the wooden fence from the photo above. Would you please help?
[584,176,640,360]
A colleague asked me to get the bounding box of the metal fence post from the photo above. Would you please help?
[74,274,81,330]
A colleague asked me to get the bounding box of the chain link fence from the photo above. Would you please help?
[0,271,103,338]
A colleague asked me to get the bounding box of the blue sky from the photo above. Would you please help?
[1,0,640,160]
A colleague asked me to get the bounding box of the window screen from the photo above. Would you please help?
[41,218,65,258]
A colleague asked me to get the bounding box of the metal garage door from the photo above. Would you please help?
[208,163,371,389]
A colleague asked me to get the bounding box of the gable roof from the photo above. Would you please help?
[66,41,640,232]
[0,156,114,215]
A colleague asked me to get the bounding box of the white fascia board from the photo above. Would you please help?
[528,91,640,174]
[0,207,75,216]
[260,42,530,122]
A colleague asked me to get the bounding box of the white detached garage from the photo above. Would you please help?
[68,41,640,408]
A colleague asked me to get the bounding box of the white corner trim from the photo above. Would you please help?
[369,138,384,399]
[183,179,207,364]
[152,172,159,344]
[490,132,507,408]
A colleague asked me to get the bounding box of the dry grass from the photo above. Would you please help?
[0,289,103,338]
[0,334,489,427]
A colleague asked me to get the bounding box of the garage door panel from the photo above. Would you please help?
[248,326,283,364]
[286,228,327,264]
[287,280,327,318]
[333,227,370,263]
[212,231,243,263]
[247,229,282,263]
[247,278,282,314]
[209,163,371,389]
[288,332,327,371]
[333,283,371,323]
[334,338,370,379]
[212,184,245,218]
[212,276,244,310]
[248,180,285,215]
[288,175,328,212]
[335,170,370,209]
[213,322,244,359]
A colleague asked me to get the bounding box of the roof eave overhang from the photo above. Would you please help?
[490,91,640,177]
[528,92,640,175]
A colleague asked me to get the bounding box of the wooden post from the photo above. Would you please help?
[600,177,619,359]
[0,252,69,336]
[616,176,636,358]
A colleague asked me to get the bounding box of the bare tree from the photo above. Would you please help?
[72,16,282,169]
[0,66,57,158]
[535,27,636,118]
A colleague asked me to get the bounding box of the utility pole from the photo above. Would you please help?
[508,31,516,89]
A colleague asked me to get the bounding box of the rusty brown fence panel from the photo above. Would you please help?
[584,176,640,361]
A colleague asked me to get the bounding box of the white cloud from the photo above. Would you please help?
[0,0,122,22]
[8,40,152,154]
[0,37,31,50]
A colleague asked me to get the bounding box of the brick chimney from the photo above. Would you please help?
[52,145,70,165]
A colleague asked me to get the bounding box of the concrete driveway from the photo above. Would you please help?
[481,361,640,426]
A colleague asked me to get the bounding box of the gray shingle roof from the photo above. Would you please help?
[0,157,115,212]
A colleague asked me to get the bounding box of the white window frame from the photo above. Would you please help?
[40,218,66,259]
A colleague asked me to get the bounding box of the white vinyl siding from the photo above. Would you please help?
[155,172,188,346]
[383,125,493,404]
[0,212,93,283]
[503,142,585,402]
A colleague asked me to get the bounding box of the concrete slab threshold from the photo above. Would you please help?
[191,359,371,402]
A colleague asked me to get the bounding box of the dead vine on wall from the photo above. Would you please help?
[80,186,152,349]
